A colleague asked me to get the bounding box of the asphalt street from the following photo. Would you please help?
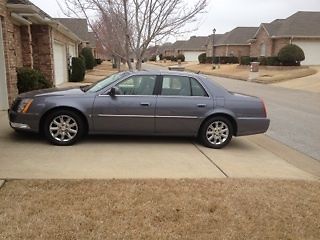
[144,63,320,161]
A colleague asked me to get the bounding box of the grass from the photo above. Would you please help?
[185,64,317,83]
[1,179,320,239]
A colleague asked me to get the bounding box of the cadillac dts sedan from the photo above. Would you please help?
[8,71,270,148]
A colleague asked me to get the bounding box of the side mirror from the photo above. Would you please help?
[108,87,121,96]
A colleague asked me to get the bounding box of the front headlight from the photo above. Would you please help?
[17,98,33,113]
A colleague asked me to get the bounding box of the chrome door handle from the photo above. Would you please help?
[140,102,150,106]
[197,104,206,108]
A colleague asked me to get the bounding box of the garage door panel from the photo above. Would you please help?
[53,42,67,86]
[293,40,320,65]
[184,51,205,62]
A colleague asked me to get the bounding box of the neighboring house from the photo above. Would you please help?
[164,40,186,57]
[208,27,258,58]
[0,0,81,110]
[206,33,224,57]
[54,18,89,51]
[87,31,97,58]
[250,11,320,65]
[177,36,208,62]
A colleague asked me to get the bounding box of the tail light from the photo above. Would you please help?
[260,98,267,117]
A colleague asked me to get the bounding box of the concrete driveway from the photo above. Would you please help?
[0,111,319,180]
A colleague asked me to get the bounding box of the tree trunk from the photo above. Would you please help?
[136,58,142,70]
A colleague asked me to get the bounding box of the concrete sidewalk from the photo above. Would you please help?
[1,111,318,180]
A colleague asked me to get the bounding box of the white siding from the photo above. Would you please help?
[0,18,9,110]
[293,40,320,65]
[53,41,68,86]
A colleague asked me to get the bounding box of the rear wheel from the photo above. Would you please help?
[44,110,84,146]
[200,116,233,149]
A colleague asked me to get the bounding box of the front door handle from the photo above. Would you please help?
[197,104,206,108]
[140,102,150,107]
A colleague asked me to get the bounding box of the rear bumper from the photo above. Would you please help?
[8,109,39,132]
[236,117,270,136]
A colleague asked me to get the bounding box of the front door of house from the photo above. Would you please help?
[0,18,9,110]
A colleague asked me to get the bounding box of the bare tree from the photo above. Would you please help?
[61,0,207,70]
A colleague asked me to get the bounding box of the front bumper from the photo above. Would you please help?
[8,109,39,132]
[236,117,270,136]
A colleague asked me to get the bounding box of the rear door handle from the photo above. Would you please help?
[140,102,150,107]
[197,104,206,108]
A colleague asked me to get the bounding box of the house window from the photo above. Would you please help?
[260,43,266,56]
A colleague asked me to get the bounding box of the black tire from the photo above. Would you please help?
[199,116,233,149]
[43,109,85,146]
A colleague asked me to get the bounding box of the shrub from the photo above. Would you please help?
[159,53,163,60]
[149,55,157,61]
[176,54,185,62]
[95,58,103,65]
[266,56,281,66]
[258,57,267,66]
[240,56,258,65]
[206,56,213,64]
[17,68,52,93]
[171,55,177,62]
[70,57,86,82]
[198,53,207,64]
[81,47,95,70]
[278,44,305,66]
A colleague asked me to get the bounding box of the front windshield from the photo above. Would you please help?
[84,72,130,93]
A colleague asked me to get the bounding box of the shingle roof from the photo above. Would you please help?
[54,18,89,41]
[166,40,187,50]
[179,36,209,51]
[215,27,258,45]
[262,11,320,37]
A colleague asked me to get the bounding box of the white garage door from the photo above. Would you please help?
[184,51,205,62]
[0,18,9,110]
[53,41,68,86]
[293,40,320,65]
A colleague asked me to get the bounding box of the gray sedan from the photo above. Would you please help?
[8,71,270,148]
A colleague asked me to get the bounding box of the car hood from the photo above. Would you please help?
[18,87,86,98]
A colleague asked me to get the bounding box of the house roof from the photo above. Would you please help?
[179,36,209,51]
[215,27,258,45]
[262,11,320,37]
[54,18,90,41]
[166,40,187,51]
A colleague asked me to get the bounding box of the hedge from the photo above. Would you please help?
[17,68,52,93]
[278,44,305,66]
[70,57,86,82]
[81,47,96,70]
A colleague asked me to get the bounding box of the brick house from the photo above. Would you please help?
[176,36,209,62]
[249,11,320,65]
[163,40,186,58]
[206,27,258,58]
[0,0,82,110]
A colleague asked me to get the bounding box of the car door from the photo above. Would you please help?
[92,75,158,134]
[155,75,213,136]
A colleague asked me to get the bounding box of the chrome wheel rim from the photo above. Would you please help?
[206,121,229,145]
[49,115,78,142]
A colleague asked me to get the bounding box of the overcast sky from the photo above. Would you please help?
[30,0,320,41]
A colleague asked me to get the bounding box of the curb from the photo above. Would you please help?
[0,180,5,189]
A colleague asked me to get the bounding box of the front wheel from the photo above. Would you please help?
[44,110,85,146]
[199,116,233,149]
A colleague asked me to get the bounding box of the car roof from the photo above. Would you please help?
[125,70,203,78]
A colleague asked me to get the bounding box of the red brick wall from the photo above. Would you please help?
[272,38,290,55]
[20,25,33,68]
[250,27,273,57]
[1,10,20,104]
[31,25,54,83]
